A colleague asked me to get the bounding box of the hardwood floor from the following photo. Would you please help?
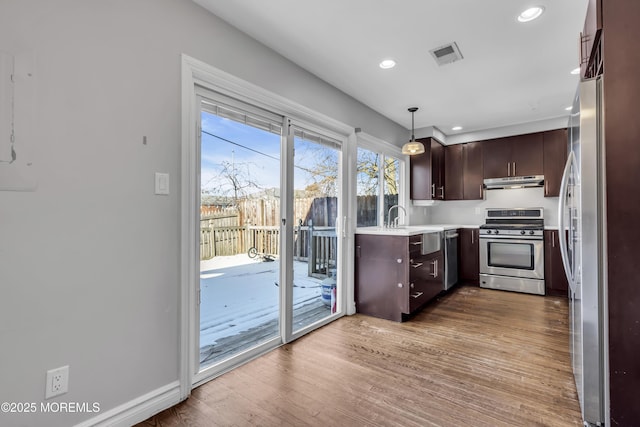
[137,286,583,426]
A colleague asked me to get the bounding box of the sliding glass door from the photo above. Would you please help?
[290,126,343,335]
[198,96,283,369]
[195,91,345,377]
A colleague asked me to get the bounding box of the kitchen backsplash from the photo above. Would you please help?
[410,187,559,226]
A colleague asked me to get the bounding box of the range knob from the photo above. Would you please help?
[529,230,535,235]
[521,230,526,235]
[494,230,499,234]
[486,230,492,234]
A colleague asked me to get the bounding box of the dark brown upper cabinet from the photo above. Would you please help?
[463,142,484,200]
[444,142,483,201]
[410,137,445,201]
[431,139,445,200]
[444,144,463,200]
[482,133,543,179]
[409,138,433,200]
[543,129,568,197]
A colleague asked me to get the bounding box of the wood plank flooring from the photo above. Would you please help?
[137,286,583,426]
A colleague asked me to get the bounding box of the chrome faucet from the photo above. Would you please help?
[387,204,407,228]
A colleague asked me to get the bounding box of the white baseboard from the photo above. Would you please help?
[74,381,182,427]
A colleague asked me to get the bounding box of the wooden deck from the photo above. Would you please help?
[139,286,583,426]
[200,300,331,366]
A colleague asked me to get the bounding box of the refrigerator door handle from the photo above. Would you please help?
[558,151,576,291]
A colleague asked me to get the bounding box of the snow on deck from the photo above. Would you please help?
[199,254,325,348]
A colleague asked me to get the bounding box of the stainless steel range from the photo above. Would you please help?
[479,208,545,295]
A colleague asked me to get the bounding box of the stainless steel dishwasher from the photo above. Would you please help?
[443,230,458,290]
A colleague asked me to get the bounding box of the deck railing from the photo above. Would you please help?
[200,221,337,278]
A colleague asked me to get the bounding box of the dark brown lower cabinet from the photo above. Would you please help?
[355,234,443,322]
[544,229,569,296]
[458,228,479,285]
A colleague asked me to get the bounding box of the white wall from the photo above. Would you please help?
[412,187,559,226]
[0,1,407,426]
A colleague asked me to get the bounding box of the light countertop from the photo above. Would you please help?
[355,224,479,236]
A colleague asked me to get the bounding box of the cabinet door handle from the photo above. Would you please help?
[471,230,474,245]
[508,162,511,176]
[439,186,444,199]
[431,183,435,198]
[397,283,403,288]
[397,258,403,263]
[552,231,555,247]
[410,283,415,289]
[513,162,516,176]
[411,262,423,268]
[479,184,483,198]
[545,181,548,196]
[410,291,424,299]
[431,259,438,278]
[410,241,422,246]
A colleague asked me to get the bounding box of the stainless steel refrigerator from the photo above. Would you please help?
[558,77,608,426]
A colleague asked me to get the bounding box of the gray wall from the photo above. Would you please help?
[0,1,406,426]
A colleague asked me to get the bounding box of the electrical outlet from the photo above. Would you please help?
[45,365,69,399]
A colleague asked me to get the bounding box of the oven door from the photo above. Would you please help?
[479,235,544,280]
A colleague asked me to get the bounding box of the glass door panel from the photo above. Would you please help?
[291,130,341,333]
[199,106,282,369]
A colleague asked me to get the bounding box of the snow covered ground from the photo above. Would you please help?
[199,254,325,348]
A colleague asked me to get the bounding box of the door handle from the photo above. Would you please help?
[558,151,576,289]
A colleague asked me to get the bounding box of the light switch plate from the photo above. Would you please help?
[155,173,169,195]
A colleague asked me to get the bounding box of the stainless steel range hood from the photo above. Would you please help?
[483,175,544,190]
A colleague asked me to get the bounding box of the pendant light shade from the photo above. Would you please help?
[402,107,425,155]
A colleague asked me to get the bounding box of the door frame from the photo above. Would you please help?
[180,54,354,397]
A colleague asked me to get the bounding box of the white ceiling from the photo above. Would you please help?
[194,0,588,138]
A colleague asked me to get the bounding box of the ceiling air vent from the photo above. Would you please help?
[429,42,463,66]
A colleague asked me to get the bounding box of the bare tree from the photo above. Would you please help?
[202,160,261,206]
[357,149,399,195]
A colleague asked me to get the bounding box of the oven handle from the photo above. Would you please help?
[558,151,576,290]
[479,235,543,241]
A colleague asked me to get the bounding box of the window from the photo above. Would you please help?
[356,135,405,227]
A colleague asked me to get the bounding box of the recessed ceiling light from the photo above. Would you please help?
[565,106,573,111]
[452,126,463,131]
[571,67,580,75]
[379,59,396,69]
[517,6,545,22]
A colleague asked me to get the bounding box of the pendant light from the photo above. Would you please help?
[402,107,425,155]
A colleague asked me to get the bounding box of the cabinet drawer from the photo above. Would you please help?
[408,254,443,312]
[409,235,423,255]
